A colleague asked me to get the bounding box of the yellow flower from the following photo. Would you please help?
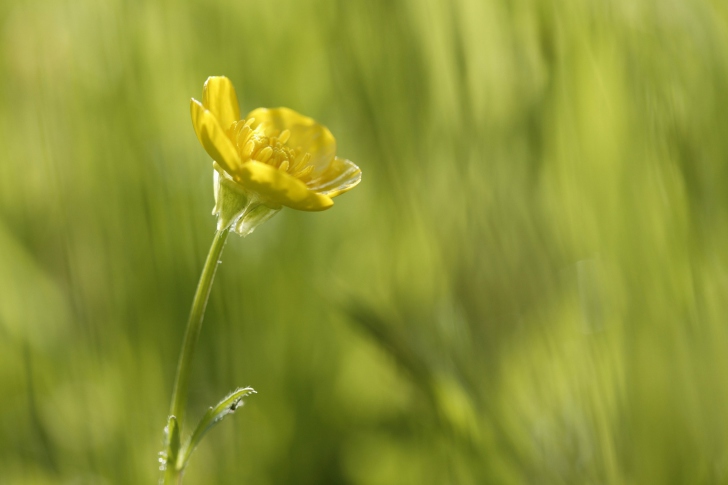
[190,76,361,235]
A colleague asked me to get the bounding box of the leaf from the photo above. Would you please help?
[177,387,256,470]
[159,415,180,472]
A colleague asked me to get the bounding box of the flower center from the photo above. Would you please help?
[227,118,314,179]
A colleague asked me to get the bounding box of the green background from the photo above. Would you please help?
[2,0,728,483]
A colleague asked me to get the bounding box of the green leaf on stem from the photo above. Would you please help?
[160,415,180,472]
[178,387,256,470]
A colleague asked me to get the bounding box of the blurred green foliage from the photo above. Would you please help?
[2,0,728,483]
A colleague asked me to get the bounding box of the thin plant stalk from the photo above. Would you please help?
[164,227,230,484]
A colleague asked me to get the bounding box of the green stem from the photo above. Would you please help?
[164,228,230,483]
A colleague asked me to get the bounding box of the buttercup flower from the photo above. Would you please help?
[190,76,361,236]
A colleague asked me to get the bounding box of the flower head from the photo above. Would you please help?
[191,76,362,236]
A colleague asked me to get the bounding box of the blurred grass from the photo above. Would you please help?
[2,0,728,483]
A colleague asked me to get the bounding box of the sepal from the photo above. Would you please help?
[234,203,280,237]
[212,167,280,236]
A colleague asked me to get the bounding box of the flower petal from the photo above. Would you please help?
[245,107,336,171]
[191,98,241,174]
[307,157,362,198]
[237,161,333,211]
[202,76,241,130]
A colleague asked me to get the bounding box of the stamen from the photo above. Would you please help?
[243,140,255,158]
[256,147,273,163]
[294,165,314,179]
[278,129,291,144]
[231,119,319,181]
[237,126,251,147]
[291,152,308,172]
